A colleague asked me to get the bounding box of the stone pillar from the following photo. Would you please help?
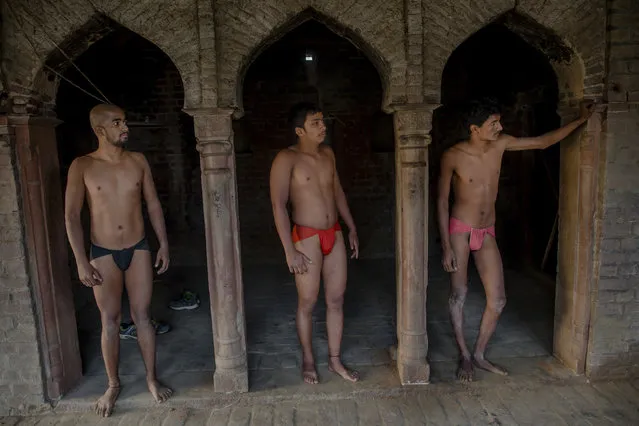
[9,115,82,400]
[393,104,434,385]
[185,108,248,392]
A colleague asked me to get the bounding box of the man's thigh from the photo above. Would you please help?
[124,249,154,310]
[472,235,505,298]
[449,233,471,290]
[322,231,347,299]
[91,255,124,316]
[294,235,323,303]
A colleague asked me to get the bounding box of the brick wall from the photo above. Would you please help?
[588,0,639,378]
[229,21,395,262]
[0,120,45,415]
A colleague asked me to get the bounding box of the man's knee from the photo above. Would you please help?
[297,296,317,313]
[488,296,507,314]
[448,288,467,307]
[100,311,121,334]
[326,293,344,310]
[130,306,151,326]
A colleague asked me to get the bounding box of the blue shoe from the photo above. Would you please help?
[168,290,200,311]
[119,321,137,340]
[119,319,171,340]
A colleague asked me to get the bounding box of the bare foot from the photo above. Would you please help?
[328,356,359,383]
[457,357,474,383]
[473,354,508,376]
[94,385,120,417]
[147,379,173,403]
[302,361,319,384]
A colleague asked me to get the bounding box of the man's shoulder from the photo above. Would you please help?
[70,153,95,171]
[319,143,335,158]
[273,147,297,163]
[495,134,515,148]
[127,150,147,163]
[442,142,465,160]
[125,151,150,170]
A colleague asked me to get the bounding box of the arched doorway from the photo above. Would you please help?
[234,19,397,384]
[49,23,211,397]
[428,15,588,374]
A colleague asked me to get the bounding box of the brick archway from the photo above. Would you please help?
[216,5,406,114]
[7,17,195,402]
[3,2,201,111]
[430,7,604,375]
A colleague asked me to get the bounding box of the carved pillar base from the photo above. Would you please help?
[214,367,249,393]
[186,108,248,393]
[393,104,435,385]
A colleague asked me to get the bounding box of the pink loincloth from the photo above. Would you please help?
[449,217,495,251]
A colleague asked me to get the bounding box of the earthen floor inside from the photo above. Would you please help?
[65,258,555,406]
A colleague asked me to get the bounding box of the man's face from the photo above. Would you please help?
[297,112,326,144]
[97,110,129,146]
[473,113,503,141]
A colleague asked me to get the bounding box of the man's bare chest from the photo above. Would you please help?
[84,164,143,199]
[291,157,333,187]
[454,156,502,186]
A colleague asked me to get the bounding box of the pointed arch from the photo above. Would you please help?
[6,5,200,110]
[425,5,605,106]
[219,7,405,116]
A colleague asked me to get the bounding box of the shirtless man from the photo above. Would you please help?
[437,98,593,382]
[65,104,173,416]
[269,102,360,384]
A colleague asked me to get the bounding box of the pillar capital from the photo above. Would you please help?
[391,103,438,145]
[183,107,234,117]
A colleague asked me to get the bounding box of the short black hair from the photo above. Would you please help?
[460,98,501,137]
[289,102,322,135]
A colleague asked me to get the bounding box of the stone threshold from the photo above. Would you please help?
[51,356,587,414]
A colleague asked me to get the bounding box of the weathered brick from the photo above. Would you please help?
[601,238,621,252]
[599,265,619,278]
[0,317,16,332]
[589,0,639,380]
[0,242,24,260]
[0,258,28,279]
[599,277,636,291]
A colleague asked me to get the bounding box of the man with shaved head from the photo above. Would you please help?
[65,104,172,417]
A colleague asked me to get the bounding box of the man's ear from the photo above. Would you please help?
[295,127,304,138]
[469,124,479,135]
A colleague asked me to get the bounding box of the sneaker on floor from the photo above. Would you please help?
[169,290,200,311]
[152,319,171,335]
[119,321,137,340]
[119,319,171,340]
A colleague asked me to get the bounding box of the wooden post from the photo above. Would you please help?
[185,108,248,392]
[393,104,434,385]
[10,115,82,399]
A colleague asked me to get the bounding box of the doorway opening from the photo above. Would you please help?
[236,19,396,384]
[53,24,211,396]
[428,21,561,371]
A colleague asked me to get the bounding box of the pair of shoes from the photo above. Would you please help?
[168,290,200,311]
[119,319,171,340]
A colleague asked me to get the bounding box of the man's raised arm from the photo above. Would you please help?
[505,101,594,151]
